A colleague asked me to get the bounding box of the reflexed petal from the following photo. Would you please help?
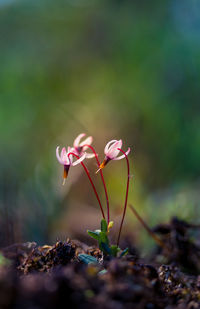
[61,147,67,158]
[104,140,117,154]
[115,139,123,149]
[71,148,79,156]
[107,140,122,159]
[66,149,74,165]
[107,148,120,159]
[63,155,70,165]
[72,153,86,166]
[85,153,96,159]
[73,133,86,148]
[56,146,64,164]
[79,136,93,148]
[68,146,75,161]
[113,147,131,160]
[62,147,71,165]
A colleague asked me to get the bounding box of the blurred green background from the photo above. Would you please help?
[0,0,200,252]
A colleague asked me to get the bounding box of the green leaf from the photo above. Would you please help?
[0,253,10,266]
[110,245,120,257]
[87,230,100,241]
[99,231,109,245]
[101,219,107,232]
[100,242,111,255]
[78,254,99,265]
[120,248,129,257]
[98,269,107,275]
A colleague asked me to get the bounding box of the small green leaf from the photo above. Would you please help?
[100,242,111,255]
[120,248,129,257]
[87,230,100,241]
[99,231,109,245]
[110,245,120,257]
[0,253,10,266]
[98,269,107,275]
[78,254,99,265]
[101,219,107,232]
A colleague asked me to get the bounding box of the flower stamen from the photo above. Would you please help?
[62,165,70,185]
[96,158,110,173]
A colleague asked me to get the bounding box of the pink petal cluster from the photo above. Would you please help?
[56,134,131,182]
[56,145,86,184]
[97,139,130,172]
[56,146,85,166]
[104,140,130,160]
[56,133,96,184]
[73,133,95,159]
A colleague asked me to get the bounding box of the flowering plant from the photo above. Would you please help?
[56,134,131,257]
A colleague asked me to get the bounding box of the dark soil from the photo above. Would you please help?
[0,217,200,309]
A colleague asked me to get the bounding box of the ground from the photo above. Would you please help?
[0,217,200,309]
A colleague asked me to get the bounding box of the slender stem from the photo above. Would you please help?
[68,152,105,219]
[129,204,166,249]
[83,144,110,223]
[117,149,130,246]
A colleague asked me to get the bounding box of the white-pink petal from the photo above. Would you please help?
[104,140,117,154]
[67,147,76,165]
[56,146,65,164]
[73,133,86,148]
[113,147,131,160]
[56,146,76,165]
[72,153,86,166]
[79,136,93,148]
[56,146,62,164]
[106,140,122,159]
[85,153,96,159]
[61,147,67,157]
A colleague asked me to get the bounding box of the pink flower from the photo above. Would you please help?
[97,139,130,172]
[73,133,95,159]
[56,146,86,184]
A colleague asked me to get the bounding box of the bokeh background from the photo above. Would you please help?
[0,0,200,254]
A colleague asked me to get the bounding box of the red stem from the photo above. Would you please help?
[83,144,110,223]
[117,149,130,246]
[129,204,166,249]
[68,152,105,219]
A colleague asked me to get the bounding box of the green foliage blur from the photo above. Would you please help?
[0,0,200,250]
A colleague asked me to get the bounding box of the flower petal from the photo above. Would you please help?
[107,140,122,159]
[71,147,79,156]
[56,146,64,164]
[72,152,86,166]
[113,147,131,160]
[79,136,93,148]
[67,147,75,165]
[61,147,70,165]
[104,140,117,154]
[73,133,86,148]
[85,153,96,159]
[61,147,67,157]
